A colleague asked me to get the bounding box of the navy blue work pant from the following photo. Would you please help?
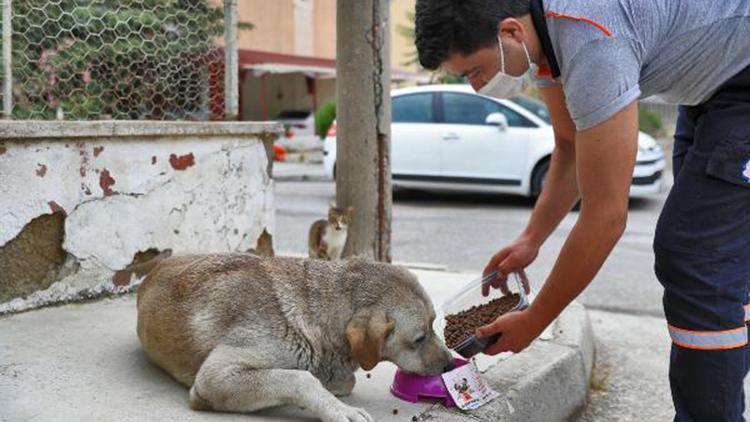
[654,66,750,421]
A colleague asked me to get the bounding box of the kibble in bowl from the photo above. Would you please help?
[438,272,529,358]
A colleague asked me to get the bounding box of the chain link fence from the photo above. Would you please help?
[0,0,237,121]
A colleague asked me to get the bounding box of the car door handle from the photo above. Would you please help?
[442,133,460,141]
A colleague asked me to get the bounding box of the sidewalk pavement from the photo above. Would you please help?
[0,267,593,422]
[576,310,673,421]
[272,161,329,182]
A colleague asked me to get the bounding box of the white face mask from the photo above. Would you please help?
[478,36,537,99]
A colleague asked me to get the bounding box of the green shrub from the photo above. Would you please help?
[315,101,336,139]
[638,106,663,137]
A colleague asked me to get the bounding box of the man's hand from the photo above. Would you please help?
[475,308,546,355]
[482,238,537,296]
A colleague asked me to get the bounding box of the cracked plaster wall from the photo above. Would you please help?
[0,123,277,313]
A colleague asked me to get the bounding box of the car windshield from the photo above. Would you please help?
[509,97,551,124]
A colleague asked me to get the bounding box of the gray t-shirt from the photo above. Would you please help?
[532,0,750,130]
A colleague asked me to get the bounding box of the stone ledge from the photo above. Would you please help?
[0,120,282,140]
[0,123,278,312]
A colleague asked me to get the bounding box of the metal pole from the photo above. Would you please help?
[3,0,12,119]
[224,0,239,120]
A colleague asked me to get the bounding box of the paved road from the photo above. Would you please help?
[275,180,666,317]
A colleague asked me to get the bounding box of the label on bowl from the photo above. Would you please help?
[441,361,499,410]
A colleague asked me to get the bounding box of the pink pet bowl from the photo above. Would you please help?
[390,358,470,407]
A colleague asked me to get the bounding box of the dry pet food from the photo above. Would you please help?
[443,294,520,349]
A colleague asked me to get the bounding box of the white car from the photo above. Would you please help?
[277,110,319,150]
[323,85,665,198]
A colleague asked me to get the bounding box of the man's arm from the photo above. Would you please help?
[483,85,579,291]
[522,85,580,246]
[530,101,638,328]
[478,101,639,353]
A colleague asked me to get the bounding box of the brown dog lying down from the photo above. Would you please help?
[137,254,454,422]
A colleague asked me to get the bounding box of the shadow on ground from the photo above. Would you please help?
[395,188,660,212]
[394,188,537,209]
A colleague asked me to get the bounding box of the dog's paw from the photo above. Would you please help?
[320,403,373,422]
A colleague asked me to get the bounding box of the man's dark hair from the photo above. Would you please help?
[415,0,531,70]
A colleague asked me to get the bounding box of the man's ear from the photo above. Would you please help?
[499,17,527,42]
[346,308,395,371]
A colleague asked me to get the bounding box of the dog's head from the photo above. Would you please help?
[345,265,454,376]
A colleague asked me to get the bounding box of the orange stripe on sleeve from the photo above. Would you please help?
[545,11,613,37]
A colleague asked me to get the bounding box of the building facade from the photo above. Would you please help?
[224,0,423,123]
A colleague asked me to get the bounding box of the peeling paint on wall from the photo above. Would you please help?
[99,169,116,196]
[0,212,69,303]
[93,146,104,157]
[48,201,65,214]
[79,144,89,177]
[248,229,274,257]
[169,153,195,170]
[0,126,276,314]
[36,164,47,177]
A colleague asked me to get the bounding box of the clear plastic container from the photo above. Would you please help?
[437,271,529,358]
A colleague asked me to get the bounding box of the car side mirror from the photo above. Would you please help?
[485,113,509,131]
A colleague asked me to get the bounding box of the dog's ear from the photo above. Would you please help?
[346,308,395,371]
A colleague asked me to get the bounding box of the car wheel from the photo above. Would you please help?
[531,158,550,198]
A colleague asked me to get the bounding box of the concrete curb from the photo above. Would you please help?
[421,301,594,421]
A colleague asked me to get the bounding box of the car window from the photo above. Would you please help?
[509,97,551,124]
[392,93,434,123]
[441,93,534,127]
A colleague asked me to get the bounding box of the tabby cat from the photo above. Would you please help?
[308,204,354,260]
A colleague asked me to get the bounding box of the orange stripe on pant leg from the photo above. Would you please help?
[672,339,748,351]
[668,323,748,350]
[668,324,746,336]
